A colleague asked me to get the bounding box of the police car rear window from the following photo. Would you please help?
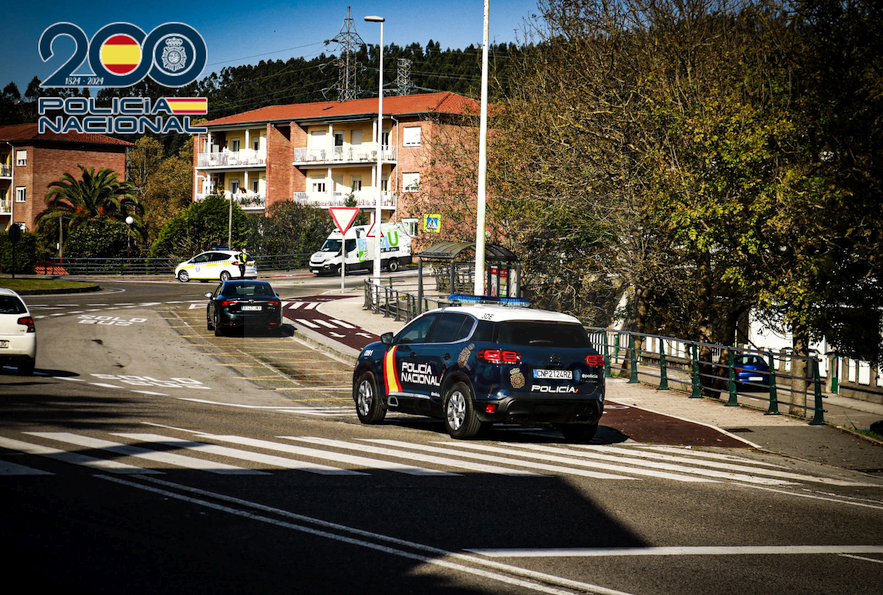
[0,295,26,314]
[495,321,590,348]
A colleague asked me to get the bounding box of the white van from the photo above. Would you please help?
[310,223,412,275]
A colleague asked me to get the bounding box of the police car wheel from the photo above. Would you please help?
[177,271,189,283]
[444,381,482,439]
[355,370,386,424]
[559,423,599,444]
[220,271,231,282]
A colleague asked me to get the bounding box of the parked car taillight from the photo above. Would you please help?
[18,316,35,333]
[220,299,237,307]
[478,349,522,364]
[585,354,604,367]
[268,299,281,308]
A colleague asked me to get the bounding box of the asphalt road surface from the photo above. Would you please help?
[2,277,882,594]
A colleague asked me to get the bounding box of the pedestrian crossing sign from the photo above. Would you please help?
[423,214,440,233]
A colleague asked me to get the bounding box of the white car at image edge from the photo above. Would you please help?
[0,288,37,375]
[174,250,257,283]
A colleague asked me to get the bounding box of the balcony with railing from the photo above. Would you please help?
[0,164,10,177]
[196,192,266,211]
[292,190,396,210]
[197,149,267,168]
[0,198,10,214]
[293,144,396,166]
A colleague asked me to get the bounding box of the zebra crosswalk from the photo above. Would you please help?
[0,429,876,488]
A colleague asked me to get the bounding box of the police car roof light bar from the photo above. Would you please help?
[448,294,531,308]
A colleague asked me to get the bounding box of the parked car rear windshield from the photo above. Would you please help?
[0,295,26,315]
[495,321,591,348]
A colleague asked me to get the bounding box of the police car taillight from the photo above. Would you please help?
[585,354,604,367]
[478,349,521,364]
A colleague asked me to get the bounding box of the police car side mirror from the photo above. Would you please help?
[381,332,394,345]
[204,292,213,299]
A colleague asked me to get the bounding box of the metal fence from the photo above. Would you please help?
[362,278,827,424]
[39,253,313,277]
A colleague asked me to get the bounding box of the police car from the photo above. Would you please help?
[352,296,605,442]
[174,250,256,282]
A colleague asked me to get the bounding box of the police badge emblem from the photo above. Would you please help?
[509,368,525,389]
[458,343,475,368]
[162,37,187,73]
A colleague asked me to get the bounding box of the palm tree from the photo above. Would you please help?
[37,165,146,245]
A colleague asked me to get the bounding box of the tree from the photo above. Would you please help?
[148,195,246,259]
[244,201,332,255]
[127,136,194,243]
[36,165,145,253]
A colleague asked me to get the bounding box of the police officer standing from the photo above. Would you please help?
[237,250,247,278]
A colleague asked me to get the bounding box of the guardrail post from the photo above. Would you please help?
[726,349,740,407]
[603,334,612,378]
[810,359,826,426]
[690,343,702,398]
[765,353,780,415]
[658,339,670,390]
[628,335,639,384]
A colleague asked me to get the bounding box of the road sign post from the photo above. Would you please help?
[329,207,361,292]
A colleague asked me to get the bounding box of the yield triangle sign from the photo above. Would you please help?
[365,220,384,238]
[329,207,360,234]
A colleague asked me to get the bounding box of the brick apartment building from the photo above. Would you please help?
[0,124,132,233]
[191,91,480,232]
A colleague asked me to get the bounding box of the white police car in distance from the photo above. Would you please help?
[175,250,256,283]
[352,296,605,442]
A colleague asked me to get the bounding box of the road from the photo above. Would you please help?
[1,277,882,594]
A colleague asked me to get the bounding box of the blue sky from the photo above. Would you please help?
[1,1,541,94]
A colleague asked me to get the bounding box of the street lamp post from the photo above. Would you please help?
[125,215,134,274]
[364,15,385,290]
[474,0,490,296]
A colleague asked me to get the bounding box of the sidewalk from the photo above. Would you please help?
[299,288,883,473]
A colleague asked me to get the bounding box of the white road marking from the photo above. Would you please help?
[269,436,459,476]
[293,437,541,477]
[114,433,363,476]
[101,474,635,595]
[27,432,266,475]
[512,443,861,486]
[295,318,320,328]
[0,436,159,474]
[433,441,724,484]
[367,439,638,481]
[467,545,883,558]
[329,319,355,329]
[0,459,53,476]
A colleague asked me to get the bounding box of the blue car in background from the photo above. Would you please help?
[734,354,770,387]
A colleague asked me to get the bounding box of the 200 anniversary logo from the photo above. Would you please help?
[37,21,208,134]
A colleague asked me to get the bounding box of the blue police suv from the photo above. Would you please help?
[352,298,605,442]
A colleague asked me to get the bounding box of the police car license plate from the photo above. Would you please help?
[534,369,572,380]
[748,376,763,381]
[242,305,262,311]
[0,340,8,348]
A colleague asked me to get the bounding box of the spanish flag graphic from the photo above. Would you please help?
[383,347,402,395]
[100,35,141,75]
[165,98,208,115]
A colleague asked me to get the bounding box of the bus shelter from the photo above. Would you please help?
[416,241,521,309]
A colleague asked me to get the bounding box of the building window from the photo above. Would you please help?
[403,127,421,147]
[252,180,260,194]
[253,139,260,152]
[230,179,240,194]
[351,175,362,192]
[16,150,27,166]
[15,187,26,202]
[312,181,326,193]
[381,175,388,192]
[402,173,420,192]
[231,139,240,153]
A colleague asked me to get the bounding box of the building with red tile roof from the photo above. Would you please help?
[0,124,132,233]
[191,91,480,230]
